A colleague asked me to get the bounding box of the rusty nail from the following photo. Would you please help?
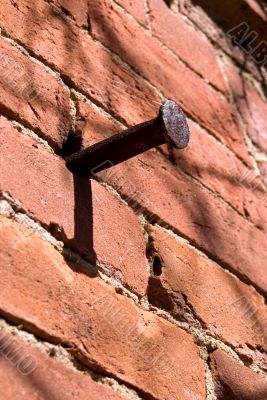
[65,99,190,176]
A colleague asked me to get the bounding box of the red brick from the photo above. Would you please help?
[0,332,125,400]
[210,349,267,400]
[0,0,250,163]
[0,117,148,296]
[102,151,267,294]
[172,120,267,232]
[0,37,71,150]
[0,0,159,126]
[50,0,90,28]
[115,0,148,26]
[86,0,250,164]
[149,0,228,94]
[147,225,267,359]
[52,0,146,32]
[181,0,243,61]
[224,61,267,154]
[75,100,121,147]
[182,0,265,80]
[76,101,266,235]
[74,101,267,295]
[0,217,206,400]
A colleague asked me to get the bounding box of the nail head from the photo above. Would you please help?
[161,99,190,149]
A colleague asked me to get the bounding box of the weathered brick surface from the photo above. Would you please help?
[86,0,251,164]
[0,37,72,150]
[0,117,148,296]
[210,349,267,400]
[75,100,121,147]
[224,61,267,154]
[172,120,267,232]
[0,0,160,126]
[76,101,267,233]
[51,0,148,28]
[149,0,228,94]
[0,217,206,400]
[182,0,266,79]
[115,0,148,26]
[75,99,267,295]
[0,332,125,400]
[147,225,267,357]
[0,0,267,395]
[0,0,252,163]
[102,151,267,295]
[180,0,243,62]
[50,0,90,28]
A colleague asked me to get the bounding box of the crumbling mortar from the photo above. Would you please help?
[0,28,84,106]
[0,26,137,129]
[149,305,267,378]
[97,127,259,230]
[0,29,65,84]
[0,1,266,392]
[1,108,58,153]
[0,14,255,174]
[0,196,140,303]
[0,198,63,251]
[0,18,266,363]
[2,170,266,309]
[10,119,54,153]
[0,317,144,400]
[1,197,267,378]
[169,0,179,13]
[67,82,255,184]
[12,1,161,118]
[94,174,267,301]
[256,150,267,163]
[199,346,217,400]
[69,96,77,135]
[144,0,152,30]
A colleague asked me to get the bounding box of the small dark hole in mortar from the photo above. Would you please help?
[153,256,162,276]
[163,0,173,6]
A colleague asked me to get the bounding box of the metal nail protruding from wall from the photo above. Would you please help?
[65,99,190,176]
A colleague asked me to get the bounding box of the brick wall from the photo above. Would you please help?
[0,0,267,399]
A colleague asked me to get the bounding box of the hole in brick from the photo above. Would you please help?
[153,255,163,276]
[48,348,57,357]
[115,287,123,295]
